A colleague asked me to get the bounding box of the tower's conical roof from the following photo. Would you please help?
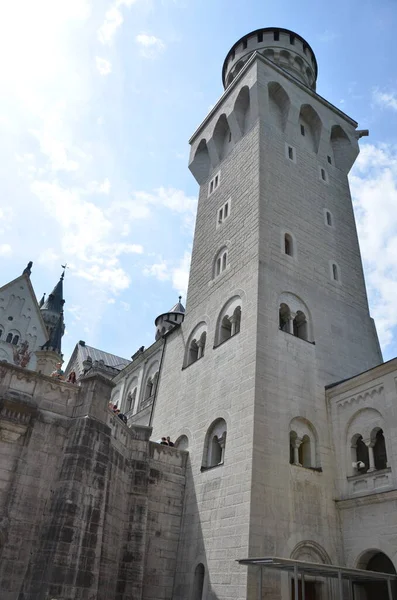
[168,296,185,314]
[39,293,46,308]
[41,272,65,313]
[41,312,64,355]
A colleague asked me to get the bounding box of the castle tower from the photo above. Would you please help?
[40,268,66,345]
[151,27,382,599]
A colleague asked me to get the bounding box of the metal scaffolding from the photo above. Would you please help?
[237,556,397,599]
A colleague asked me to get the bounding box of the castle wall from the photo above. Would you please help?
[0,362,186,600]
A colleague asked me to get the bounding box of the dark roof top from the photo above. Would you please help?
[169,296,185,314]
[41,273,64,314]
[41,313,64,354]
[69,342,130,376]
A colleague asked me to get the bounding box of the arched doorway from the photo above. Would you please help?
[357,551,396,599]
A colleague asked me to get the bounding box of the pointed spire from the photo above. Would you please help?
[22,261,33,277]
[41,269,66,313]
[39,293,46,308]
[169,296,185,314]
[41,312,64,355]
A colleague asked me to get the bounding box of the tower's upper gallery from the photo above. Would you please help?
[222,28,318,91]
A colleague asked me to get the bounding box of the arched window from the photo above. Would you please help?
[184,323,207,367]
[0,327,3,338]
[145,378,154,400]
[214,247,228,278]
[373,429,387,470]
[175,435,189,450]
[202,418,227,469]
[190,138,210,185]
[234,86,250,135]
[6,333,12,343]
[289,418,319,469]
[293,311,308,340]
[213,114,232,162]
[193,563,205,600]
[284,233,293,256]
[12,335,19,345]
[215,296,242,346]
[125,388,137,414]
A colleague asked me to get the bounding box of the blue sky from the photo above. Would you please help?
[1,0,397,364]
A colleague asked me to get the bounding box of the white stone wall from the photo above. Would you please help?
[328,360,397,572]
[150,50,384,599]
[0,275,48,370]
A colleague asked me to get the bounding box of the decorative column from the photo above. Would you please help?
[197,339,204,359]
[293,437,302,466]
[288,312,296,335]
[218,432,227,463]
[230,315,237,336]
[365,439,375,472]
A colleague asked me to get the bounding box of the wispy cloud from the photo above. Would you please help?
[317,30,339,43]
[350,143,397,350]
[144,251,191,296]
[98,0,138,45]
[136,33,166,58]
[96,56,112,75]
[0,244,12,257]
[373,89,397,111]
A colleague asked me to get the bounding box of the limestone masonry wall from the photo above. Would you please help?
[0,362,186,600]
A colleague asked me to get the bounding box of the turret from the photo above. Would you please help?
[154,296,185,340]
[222,27,317,91]
[40,268,66,346]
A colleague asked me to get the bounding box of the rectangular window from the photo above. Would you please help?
[327,155,332,164]
[217,198,231,227]
[321,168,326,181]
[300,124,305,136]
[290,34,295,45]
[257,32,263,43]
[228,131,232,142]
[208,171,221,197]
[242,39,247,49]
[231,50,235,60]
[274,31,279,41]
[288,146,293,160]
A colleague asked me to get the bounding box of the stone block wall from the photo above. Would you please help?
[0,362,187,600]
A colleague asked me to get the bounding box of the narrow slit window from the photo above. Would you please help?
[242,39,247,49]
[288,146,294,160]
[326,211,332,226]
[210,181,214,194]
[274,31,279,41]
[228,131,232,142]
[327,155,332,164]
[300,124,305,136]
[222,252,227,271]
[284,234,293,256]
[290,34,295,45]
[257,32,263,43]
[224,202,228,218]
[332,263,339,281]
[216,258,221,276]
[231,50,235,60]
[321,168,326,181]
[218,208,223,223]
[215,175,219,187]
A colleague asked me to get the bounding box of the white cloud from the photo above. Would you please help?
[96,56,112,75]
[373,89,397,112]
[144,251,191,297]
[136,33,165,58]
[0,244,12,257]
[317,30,339,43]
[98,0,138,45]
[350,143,397,349]
[87,178,111,194]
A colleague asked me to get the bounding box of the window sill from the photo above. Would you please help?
[347,467,391,481]
[213,331,240,350]
[279,329,315,345]
[290,463,322,473]
[182,355,204,371]
[200,462,224,473]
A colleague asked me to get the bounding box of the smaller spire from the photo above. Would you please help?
[22,261,33,277]
[39,293,46,308]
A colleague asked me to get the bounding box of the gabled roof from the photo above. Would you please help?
[0,274,49,341]
[65,341,130,377]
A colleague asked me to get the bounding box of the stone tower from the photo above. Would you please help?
[150,27,382,599]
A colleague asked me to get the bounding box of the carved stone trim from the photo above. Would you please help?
[336,384,384,408]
